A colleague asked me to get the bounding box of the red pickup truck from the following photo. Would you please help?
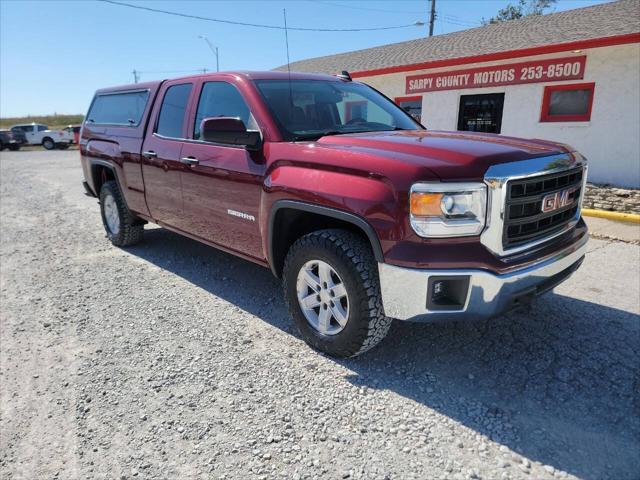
[80,71,588,357]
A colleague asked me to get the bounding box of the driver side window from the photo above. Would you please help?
[193,81,257,140]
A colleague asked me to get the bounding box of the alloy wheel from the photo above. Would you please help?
[103,193,120,235]
[296,259,349,335]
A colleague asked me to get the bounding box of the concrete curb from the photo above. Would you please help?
[582,208,640,224]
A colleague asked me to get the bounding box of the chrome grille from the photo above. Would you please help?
[503,167,584,248]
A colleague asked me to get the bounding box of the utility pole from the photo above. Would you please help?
[429,0,436,37]
[132,69,139,83]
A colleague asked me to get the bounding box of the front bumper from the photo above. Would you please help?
[378,232,588,322]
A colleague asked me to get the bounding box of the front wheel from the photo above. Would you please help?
[282,229,392,358]
[99,181,144,247]
[42,137,55,150]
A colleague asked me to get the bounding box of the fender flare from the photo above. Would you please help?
[268,200,385,276]
[89,159,120,194]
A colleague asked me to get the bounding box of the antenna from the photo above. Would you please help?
[337,71,352,81]
[283,9,294,116]
[283,9,291,74]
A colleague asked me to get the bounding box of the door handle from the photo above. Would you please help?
[180,156,199,166]
[143,150,157,158]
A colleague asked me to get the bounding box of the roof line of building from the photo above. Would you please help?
[350,32,640,79]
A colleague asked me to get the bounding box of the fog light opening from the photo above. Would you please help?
[427,276,470,311]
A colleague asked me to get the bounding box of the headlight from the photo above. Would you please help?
[410,182,487,237]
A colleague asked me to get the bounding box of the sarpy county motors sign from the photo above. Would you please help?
[406,56,586,94]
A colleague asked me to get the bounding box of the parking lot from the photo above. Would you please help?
[1,149,639,480]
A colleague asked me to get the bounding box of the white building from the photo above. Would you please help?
[278,0,640,188]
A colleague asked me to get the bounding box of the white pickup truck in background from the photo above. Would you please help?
[10,123,73,150]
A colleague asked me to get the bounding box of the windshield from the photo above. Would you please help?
[253,79,422,141]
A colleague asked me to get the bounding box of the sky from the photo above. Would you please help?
[0,0,612,117]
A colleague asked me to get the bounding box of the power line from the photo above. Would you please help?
[439,18,482,28]
[98,0,424,32]
[137,69,209,74]
[313,0,424,15]
[439,15,483,27]
[314,0,483,30]
[132,68,210,83]
[442,13,482,24]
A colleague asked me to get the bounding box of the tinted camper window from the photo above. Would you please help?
[87,90,149,126]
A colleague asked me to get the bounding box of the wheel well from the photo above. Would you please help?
[91,164,116,195]
[42,136,53,142]
[270,206,383,278]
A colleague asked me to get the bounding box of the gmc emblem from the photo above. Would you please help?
[541,187,577,213]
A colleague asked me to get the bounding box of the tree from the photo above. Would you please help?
[482,0,557,25]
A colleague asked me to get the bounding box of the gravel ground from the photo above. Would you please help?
[1,150,639,480]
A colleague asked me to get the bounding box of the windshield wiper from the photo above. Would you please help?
[292,126,413,141]
[292,130,345,141]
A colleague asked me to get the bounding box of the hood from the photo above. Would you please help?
[316,130,572,180]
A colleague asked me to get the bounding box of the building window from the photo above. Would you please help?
[344,101,368,122]
[395,96,422,122]
[458,93,505,134]
[540,82,595,122]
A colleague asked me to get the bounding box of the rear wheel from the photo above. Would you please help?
[8,144,20,151]
[99,180,144,247]
[282,229,392,358]
[42,137,55,150]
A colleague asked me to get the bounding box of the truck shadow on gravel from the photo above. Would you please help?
[129,227,640,480]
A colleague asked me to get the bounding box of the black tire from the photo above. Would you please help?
[42,137,55,150]
[282,229,392,358]
[8,144,20,151]
[99,180,144,247]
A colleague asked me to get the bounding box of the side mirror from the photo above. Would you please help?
[200,117,262,151]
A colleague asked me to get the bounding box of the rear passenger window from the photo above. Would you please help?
[193,82,254,140]
[156,83,192,138]
[87,90,149,126]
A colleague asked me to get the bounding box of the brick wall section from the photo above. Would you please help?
[583,183,640,214]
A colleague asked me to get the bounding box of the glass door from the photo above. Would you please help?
[457,93,505,133]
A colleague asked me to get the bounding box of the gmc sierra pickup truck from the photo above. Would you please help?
[80,71,588,357]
